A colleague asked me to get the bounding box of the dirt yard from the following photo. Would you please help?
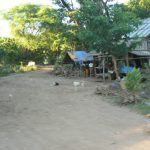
[0,70,149,150]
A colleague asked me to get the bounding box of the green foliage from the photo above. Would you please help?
[4,4,67,51]
[74,2,140,54]
[143,62,149,69]
[19,63,37,72]
[0,65,20,76]
[129,101,150,115]
[0,63,38,77]
[0,63,38,76]
[52,0,140,55]
[63,64,73,71]
[142,71,150,93]
[0,37,24,64]
[125,68,142,91]
[2,1,142,69]
[0,37,59,66]
[128,0,150,19]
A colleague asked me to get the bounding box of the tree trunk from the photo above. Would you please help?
[59,0,72,11]
[112,55,120,79]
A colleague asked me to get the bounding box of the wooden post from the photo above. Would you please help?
[98,56,101,73]
[125,53,129,67]
[102,57,105,82]
[112,55,120,80]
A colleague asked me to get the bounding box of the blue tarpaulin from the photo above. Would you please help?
[120,66,134,73]
[74,51,93,62]
[63,50,94,64]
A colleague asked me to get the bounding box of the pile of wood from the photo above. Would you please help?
[53,65,80,77]
[95,85,141,105]
[53,66,62,76]
[95,86,114,96]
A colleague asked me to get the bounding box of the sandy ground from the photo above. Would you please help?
[0,70,150,150]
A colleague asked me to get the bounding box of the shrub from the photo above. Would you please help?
[19,64,37,72]
[125,68,142,91]
[0,63,38,77]
[0,65,20,76]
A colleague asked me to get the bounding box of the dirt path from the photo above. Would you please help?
[0,70,149,150]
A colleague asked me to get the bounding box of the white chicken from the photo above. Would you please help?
[73,81,81,87]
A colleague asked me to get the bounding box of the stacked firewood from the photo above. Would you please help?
[95,86,114,96]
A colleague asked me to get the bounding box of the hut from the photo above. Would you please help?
[63,51,94,77]
[63,51,93,64]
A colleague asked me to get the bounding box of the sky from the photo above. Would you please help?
[0,0,129,37]
[0,0,53,11]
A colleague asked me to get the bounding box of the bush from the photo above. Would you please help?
[125,68,142,91]
[0,63,38,77]
[0,65,20,76]
[19,63,37,72]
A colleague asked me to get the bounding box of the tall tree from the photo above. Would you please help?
[77,2,139,77]
[53,0,140,77]
[128,0,150,18]
[0,37,23,64]
[4,4,66,51]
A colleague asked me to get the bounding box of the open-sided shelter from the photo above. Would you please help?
[63,51,93,64]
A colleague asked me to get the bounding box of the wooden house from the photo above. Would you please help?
[129,18,150,67]
[88,18,150,80]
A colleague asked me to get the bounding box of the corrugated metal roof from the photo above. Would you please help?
[130,50,150,56]
[130,18,150,38]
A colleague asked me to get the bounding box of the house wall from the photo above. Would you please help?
[135,38,150,51]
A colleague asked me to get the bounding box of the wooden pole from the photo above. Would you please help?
[112,55,120,80]
[116,57,150,61]
[125,53,129,67]
[102,57,105,82]
[98,56,101,73]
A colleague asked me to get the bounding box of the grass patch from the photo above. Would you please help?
[128,99,150,115]
[0,64,38,77]
[20,64,37,72]
[104,96,122,105]
[0,65,20,76]
[103,93,150,115]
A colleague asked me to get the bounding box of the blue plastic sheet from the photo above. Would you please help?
[74,51,93,63]
[120,66,134,73]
